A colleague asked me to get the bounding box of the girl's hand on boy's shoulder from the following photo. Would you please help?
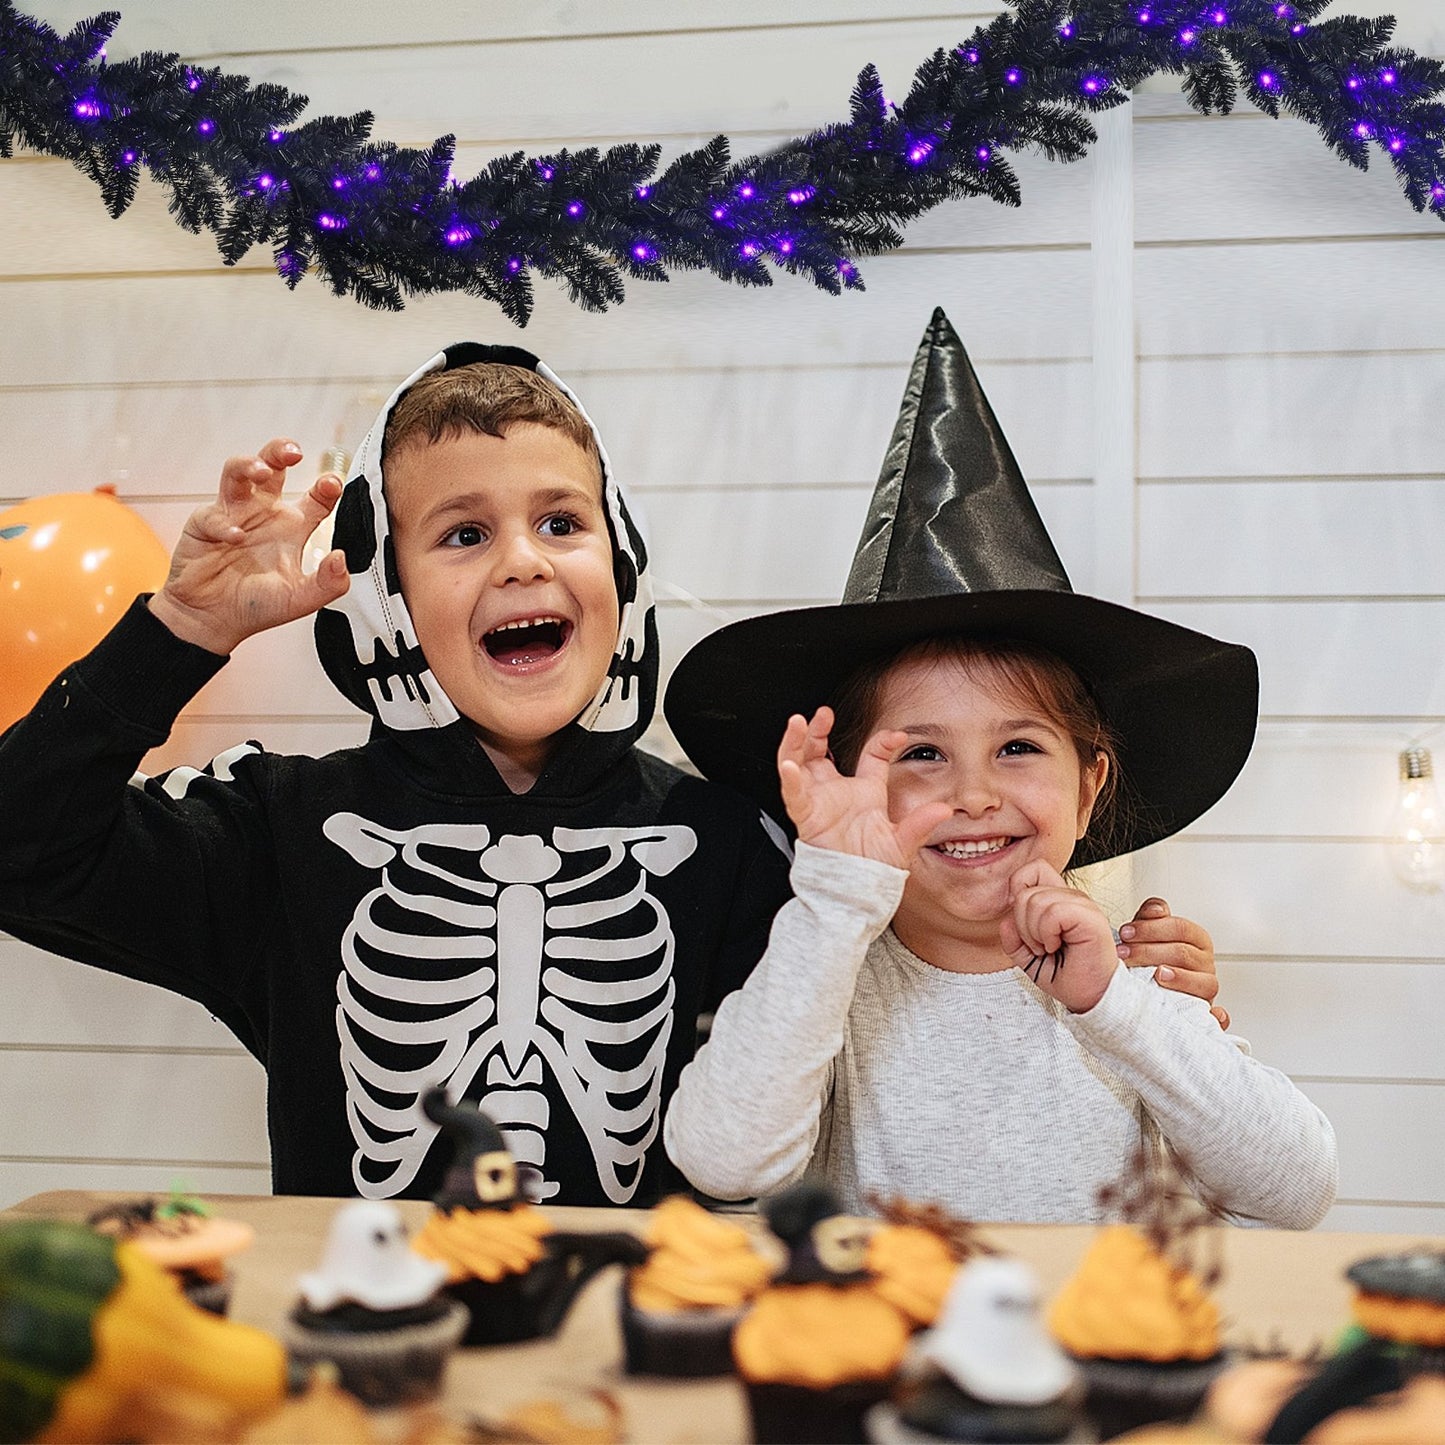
[149,438,350,655]
[778,710,950,871]
[1118,897,1230,1031]
[1001,860,1119,1014]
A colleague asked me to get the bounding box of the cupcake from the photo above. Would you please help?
[864,1197,986,1334]
[87,1190,254,1316]
[1048,1224,1226,1439]
[410,1088,646,1346]
[620,1195,772,1376]
[733,1181,915,1445]
[867,1256,1084,1443]
[281,1199,468,1409]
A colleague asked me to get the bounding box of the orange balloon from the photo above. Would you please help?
[0,486,170,730]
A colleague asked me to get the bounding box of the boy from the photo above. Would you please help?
[0,342,1221,1204]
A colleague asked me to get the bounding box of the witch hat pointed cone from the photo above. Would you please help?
[844,307,1070,605]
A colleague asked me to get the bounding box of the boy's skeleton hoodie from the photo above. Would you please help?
[0,342,789,1205]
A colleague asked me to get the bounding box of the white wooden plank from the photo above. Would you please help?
[1135,111,1440,243]
[0,248,1094,389]
[1215,960,1445,1081]
[1204,723,1441,840]
[0,943,245,1049]
[1150,600,1445,717]
[0,1051,268,1162]
[36,2,1005,64]
[1132,836,1445,961]
[1319,1202,1445,1235]
[1299,1080,1445,1206]
[1137,241,1445,357]
[0,1161,271,1214]
[1138,479,1445,598]
[1140,354,1445,480]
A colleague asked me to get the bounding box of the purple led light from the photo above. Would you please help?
[537,163,554,180]
[364,163,380,181]
[977,145,991,163]
[185,70,200,91]
[1060,21,1074,37]
[712,206,727,220]
[269,129,285,143]
[122,150,137,165]
[1006,68,1021,83]
[787,187,814,204]
[1274,2,1291,14]
[197,119,214,136]
[838,258,856,277]
[1137,10,1151,23]
[1180,27,1198,43]
[965,48,980,63]
[1211,8,1227,23]
[1355,121,1373,138]
[635,184,651,199]
[317,212,346,230]
[332,176,346,190]
[1381,69,1397,84]
[1433,186,1445,203]
[1389,136,1404,152]
[741,241,760,258]
[1291,22,1307,32]
[778,239,793,255]
[908,141,934,164]
[739,183,755,199]
[73,97,102,119]
[1259,72,1276,88]
[567,200,584,217]
[444,223,472,246]
[1347,76,1361,89]
[507,257,522,273]
[632,242,653,261]
[1082,75,1106,93]
[257,173,274,190]
[277,251,301,279]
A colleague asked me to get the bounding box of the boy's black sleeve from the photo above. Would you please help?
[702,811,794,1017]
[0,599,278,1053]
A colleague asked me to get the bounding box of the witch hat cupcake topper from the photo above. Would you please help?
[664,307,1259,867]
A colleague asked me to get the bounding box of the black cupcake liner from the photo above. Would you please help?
[744,1377,895,1445]
[1072,1351,1227,1440]
[618,1280,745,1377]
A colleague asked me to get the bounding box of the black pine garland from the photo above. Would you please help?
[0,0,1440,322]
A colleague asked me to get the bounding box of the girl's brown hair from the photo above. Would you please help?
[828,636,1127,860]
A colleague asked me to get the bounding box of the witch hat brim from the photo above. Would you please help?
[663,310,1258,868]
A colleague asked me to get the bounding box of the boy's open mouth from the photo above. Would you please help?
[482,615,572,666]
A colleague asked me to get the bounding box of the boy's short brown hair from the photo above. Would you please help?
[382,361,601,479]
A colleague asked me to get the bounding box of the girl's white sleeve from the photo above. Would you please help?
[1065,967,1339,1228]
[664,841,905,1201]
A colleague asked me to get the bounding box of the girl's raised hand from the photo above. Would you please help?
[148,438,350,655]
[1000,860,1120,1013]
[777,709,951,871]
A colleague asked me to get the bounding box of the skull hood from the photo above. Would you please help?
[314,342,657,797]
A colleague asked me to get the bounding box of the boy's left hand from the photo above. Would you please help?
[1117,898,1230,1031]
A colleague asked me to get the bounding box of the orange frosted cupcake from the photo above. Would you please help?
[88,1192,253,1316]
[620,1195,771,1376]
[1049,1224,1225,1438]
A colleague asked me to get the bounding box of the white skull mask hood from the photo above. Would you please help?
[314,342,657,796]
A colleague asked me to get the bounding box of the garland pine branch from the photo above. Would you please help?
[1,0,1441,321]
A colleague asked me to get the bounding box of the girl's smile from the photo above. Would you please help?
[871,652,1106,968]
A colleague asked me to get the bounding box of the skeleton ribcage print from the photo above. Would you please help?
[323,813,698,1202]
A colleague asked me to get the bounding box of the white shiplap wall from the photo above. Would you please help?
[0,1,1441,1227]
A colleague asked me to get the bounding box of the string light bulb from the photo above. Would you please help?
[1387,746,1445,892]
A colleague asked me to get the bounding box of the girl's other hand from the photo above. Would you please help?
[1118,897,1230,1030]
[777,709,951,871]
[1001,860,1119,1013]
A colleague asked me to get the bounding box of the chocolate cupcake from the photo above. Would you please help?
[734,1181,913,1445]
[867,1257,1085,1444]
[620,1195,771,1377]
[409,1089,645,1346]
[88,1191,253,1316]
[281,1200,468,1409]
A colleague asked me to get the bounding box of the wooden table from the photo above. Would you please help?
[3,1190,1435,1443]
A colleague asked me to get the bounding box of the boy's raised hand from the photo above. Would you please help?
[1001,859,1120,1014]
[777,709,951,871]
[1118,897,1231,1030]
[148,439,350,656]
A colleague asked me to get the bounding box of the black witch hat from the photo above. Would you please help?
[663,308,1258,867]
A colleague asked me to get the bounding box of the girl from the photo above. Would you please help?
[662,310,1337,1226]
